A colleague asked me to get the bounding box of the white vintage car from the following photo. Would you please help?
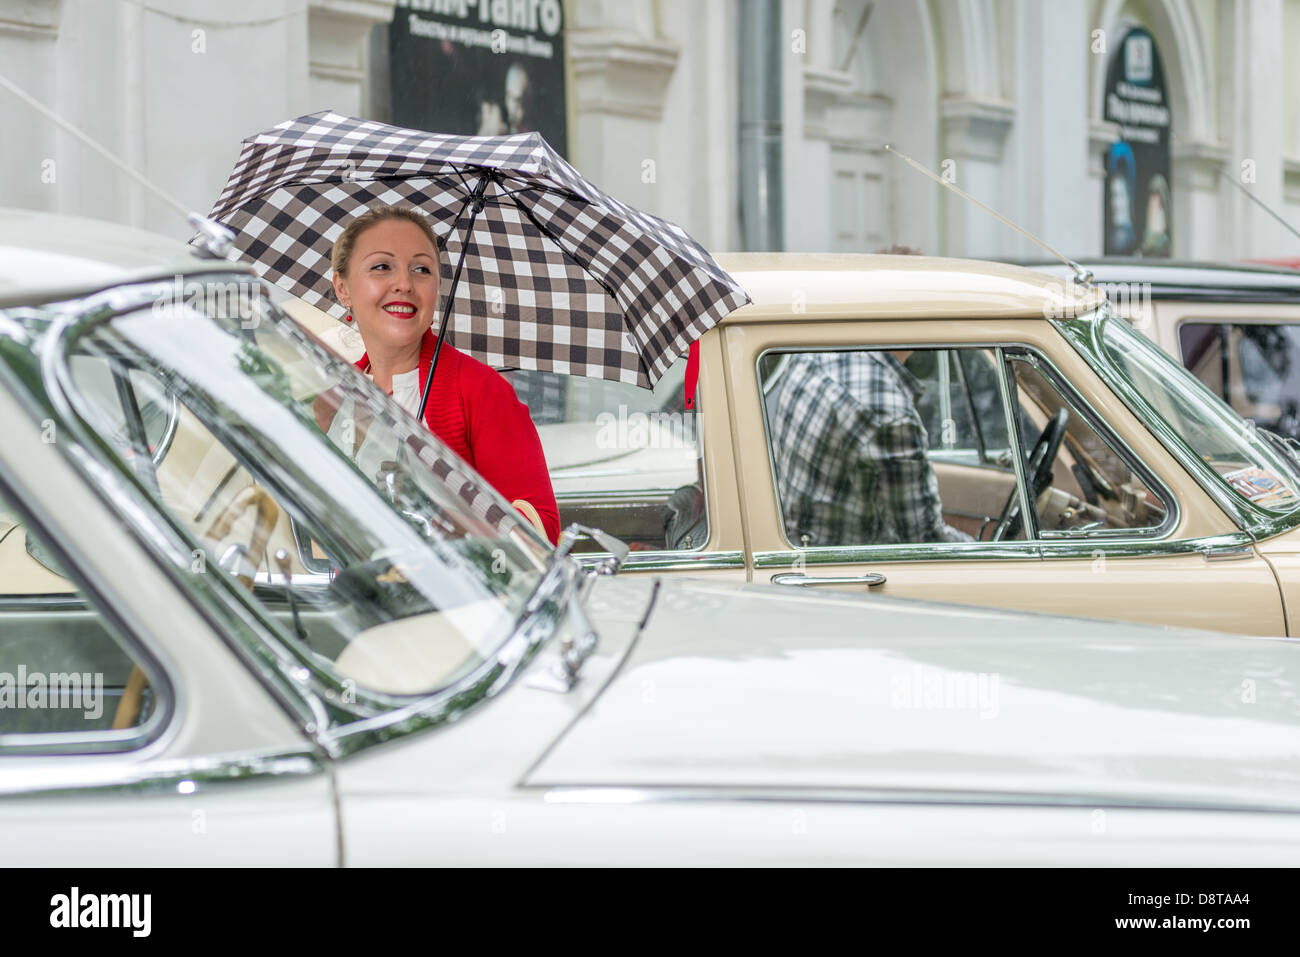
[4,209,1300,866]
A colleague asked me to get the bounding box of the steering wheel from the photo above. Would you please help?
[112,486,280,732]
[204,485,281,589]
[992,408,1069,541]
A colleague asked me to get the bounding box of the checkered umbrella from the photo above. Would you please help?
[203,110,750,405]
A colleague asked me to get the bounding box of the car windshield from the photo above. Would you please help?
[58,280,552,702]
[1098,312,1300,515]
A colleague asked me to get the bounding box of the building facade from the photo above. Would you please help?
[2,0,1298,261]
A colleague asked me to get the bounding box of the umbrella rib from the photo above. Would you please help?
[450,166,475,195]
[504,192,651,382]
[485,185,540,201]
[445,165,571,203]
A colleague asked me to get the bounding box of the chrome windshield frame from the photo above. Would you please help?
[1053,304,1300,541]
[34,275,560,758]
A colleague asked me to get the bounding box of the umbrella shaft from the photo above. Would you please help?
[417,171,493,421]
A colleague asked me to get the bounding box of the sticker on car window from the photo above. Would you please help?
[1222,466,1293,506]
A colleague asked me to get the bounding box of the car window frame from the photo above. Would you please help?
[40,276,578,757]
[753,339,1181,565]
[0,466,176,757]
[1060,307,1300,539]
[1001,345,1181,545]
[554,405,713,562]
[755,342,1037,559]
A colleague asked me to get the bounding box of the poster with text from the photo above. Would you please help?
[390,0,568,158]
[1102,26,1172,257]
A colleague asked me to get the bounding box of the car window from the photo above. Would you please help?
[759,345,1174,550]
[904,349,1012,463]
[1105,316,1300,514]
[1005,353,1169,537]
[66,358,176,466]
[759,347,1026,547]
[1178,322,1300,441]
[62,298,550,706]
[0,487,163,750]
[507,358,708,552]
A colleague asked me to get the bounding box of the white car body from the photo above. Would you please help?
[3,210,1299,866]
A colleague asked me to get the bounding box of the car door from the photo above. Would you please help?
[0,365,336,866]
[725,317,1287,635]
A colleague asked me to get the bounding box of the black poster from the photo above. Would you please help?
[1102,26,1172,257]
[389,0,568,157]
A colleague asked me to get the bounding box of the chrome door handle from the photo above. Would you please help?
[770,572,886,587]
[1200,544,1254,562]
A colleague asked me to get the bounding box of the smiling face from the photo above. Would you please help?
[332,218,440,358]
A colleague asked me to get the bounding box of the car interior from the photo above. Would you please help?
[757,346,1168,548]
[1179,321,1300,440]
[515,360,708,553]
[0,489,156,740]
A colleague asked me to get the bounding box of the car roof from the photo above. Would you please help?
[0,207,247,309]
[1016,257,1300,302]
[712,252,1105,321]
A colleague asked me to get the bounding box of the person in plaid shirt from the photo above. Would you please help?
[767,350,973,547]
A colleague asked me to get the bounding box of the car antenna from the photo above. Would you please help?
[1215,167,1300,245]
[0,69,234,259]
[883,144,1095,287]
[1161,132,1300,248]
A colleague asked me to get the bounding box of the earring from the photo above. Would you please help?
[345,312,353,323]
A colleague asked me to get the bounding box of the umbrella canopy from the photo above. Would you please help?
[203,110,749,390]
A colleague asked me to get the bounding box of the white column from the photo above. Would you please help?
[1004,0,1089,260]
[0,0,63,214]
[307,0,397,116]
[52,0,138,224]
[133,1,316,236]
[939,98,1014,258]
[1172,139,1228,260]
[1219,0,1285,257]
[780,0,805,251]
[655,0,738,251]
[568,2,679,222]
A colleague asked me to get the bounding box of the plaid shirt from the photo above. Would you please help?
[767,352,972,547]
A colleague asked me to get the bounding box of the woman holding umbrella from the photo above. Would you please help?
[330,204,560,544]
[202,111,749,549]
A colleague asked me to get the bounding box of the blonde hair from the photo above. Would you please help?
[331,204,442,279]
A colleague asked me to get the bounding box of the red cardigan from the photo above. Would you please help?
[356,331,561,544]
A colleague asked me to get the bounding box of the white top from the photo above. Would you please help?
[367,367,422,418]
[325,367,423,482]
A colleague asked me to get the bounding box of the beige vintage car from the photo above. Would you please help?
[280,253,1300,637]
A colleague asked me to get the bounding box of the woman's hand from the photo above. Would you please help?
[511,499,547,538]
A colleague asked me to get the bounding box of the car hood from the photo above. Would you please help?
[528,578,1300,810]
[536,421,697,494]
